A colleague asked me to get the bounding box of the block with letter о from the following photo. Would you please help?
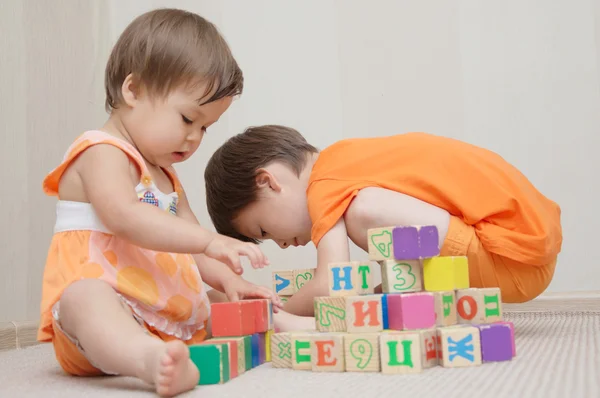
[456,288,503,324]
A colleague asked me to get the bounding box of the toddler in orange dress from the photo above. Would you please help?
[37,9,290,397]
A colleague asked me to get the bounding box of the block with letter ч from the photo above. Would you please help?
[368,225,440,261]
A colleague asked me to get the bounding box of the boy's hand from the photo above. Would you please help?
[204,234,269,274]
[222,276,283,313]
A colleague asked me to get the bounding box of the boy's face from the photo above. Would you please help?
[122,76,232,168]
[233,164,313,249]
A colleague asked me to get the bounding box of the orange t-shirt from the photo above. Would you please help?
[307,132,562,266]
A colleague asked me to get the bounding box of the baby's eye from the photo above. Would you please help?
[182,115,193,125]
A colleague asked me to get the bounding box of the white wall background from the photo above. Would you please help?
[1,0,598,322]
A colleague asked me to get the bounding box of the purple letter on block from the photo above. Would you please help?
[477,324,514,362]
[392,226,419,260]
[418,226,440,258]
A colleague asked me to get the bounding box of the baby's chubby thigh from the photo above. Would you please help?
[344,187,450,250]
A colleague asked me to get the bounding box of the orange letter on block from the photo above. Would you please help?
[315,340,336,366]
[352,300,381,327]
[457,295,477,321]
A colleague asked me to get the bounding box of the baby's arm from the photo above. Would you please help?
[76,144,265,271]
[282,218,351,316]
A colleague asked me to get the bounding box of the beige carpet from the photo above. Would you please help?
[0,311,598,398]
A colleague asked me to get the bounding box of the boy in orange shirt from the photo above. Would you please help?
[205,125,562,316]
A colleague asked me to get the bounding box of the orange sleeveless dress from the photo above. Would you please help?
[38,131,210,375]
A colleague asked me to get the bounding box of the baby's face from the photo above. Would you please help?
[234,182,313,250]
[124,82,232,168]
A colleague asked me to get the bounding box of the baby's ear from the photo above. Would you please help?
[255,169,281,192]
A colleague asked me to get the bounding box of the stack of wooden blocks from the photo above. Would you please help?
[188,298,274,384]
[270,225,516,373]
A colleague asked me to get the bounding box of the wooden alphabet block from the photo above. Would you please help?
[314,296,347,332]
[380,260,423,293]
[392,225,440,260]
[279,295,291,304]
[456,288,503,324]
[344,333,380,372]
[270,332,292,368]
[422,256,469,292]
[437,326,482,368]
[311,333,345,372]
[356,261,375,294]
[477,323,514,362]
[201,341,238,379]
[417,328,439,368]
[190,343,230,385]
[433,291,457,326]
[204,337,244,375]
[496,321,516,356]
[327,262,359,296]
[265,329,273,362]
[250,333,260,368]
[244,299,271,333]
[291,332,314,370]
[258,332,266,364]
[386,292,436,330]
[368,226,395,261]
[379,331,423,374]
[293,268,315,291]
[211,301,256,337]
[345,295,384,333]
[273,270,295,295]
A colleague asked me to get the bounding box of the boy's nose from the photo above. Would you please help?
[276,239,289,249]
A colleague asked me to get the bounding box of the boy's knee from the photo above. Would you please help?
[501,261,556,303]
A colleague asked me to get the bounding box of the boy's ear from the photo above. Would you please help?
[121,73,142,107]
[255,169,282,192]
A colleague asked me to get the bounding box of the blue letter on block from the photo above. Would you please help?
[331,266,353,291]
[448,334,474,362]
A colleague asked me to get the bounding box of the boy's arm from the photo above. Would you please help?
[282,218,350,316]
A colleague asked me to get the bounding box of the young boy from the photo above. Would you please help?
[205,125,562,316]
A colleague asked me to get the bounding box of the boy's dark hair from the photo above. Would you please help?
[105,8,243,111]
[205,125,318,243]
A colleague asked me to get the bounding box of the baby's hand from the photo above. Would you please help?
[222,276,283,312]
[204,234,269,274]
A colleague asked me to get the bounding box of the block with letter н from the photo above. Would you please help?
[327,261,375,297]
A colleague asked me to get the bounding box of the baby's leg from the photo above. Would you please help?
[344,187,451,252]
[58,279,199,397]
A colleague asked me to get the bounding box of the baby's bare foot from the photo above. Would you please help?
[154,340,200,397]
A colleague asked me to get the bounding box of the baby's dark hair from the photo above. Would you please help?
[105,8,243,111]
[205,125,318,243]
